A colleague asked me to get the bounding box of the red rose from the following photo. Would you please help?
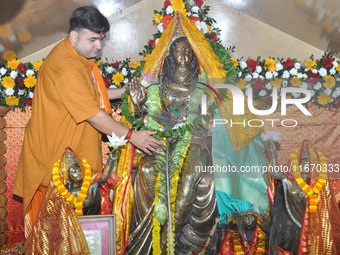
[194,0,204,7]
[247,59,258,71]
[25,98,32,106]
[209,32,218,41]
[306,72,319,85]
[111,61,121,68]
[17,77,24,88]
[322,57,333,69]
[189,15,200,23]
[162,15,173,28]
[283,58,295,70]
[148,39,156,47]
[104,78,110,88]
[17,63,27,74]
[253,77,264,90]
[164,0,171,8]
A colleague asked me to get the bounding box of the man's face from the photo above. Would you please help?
[71,28,106,59]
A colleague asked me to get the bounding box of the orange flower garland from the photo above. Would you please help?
[52,159,92,216]
[290,147,328,213]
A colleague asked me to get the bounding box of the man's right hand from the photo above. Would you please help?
[129,130,163,155]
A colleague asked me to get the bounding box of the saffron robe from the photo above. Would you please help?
[13,38,103,213]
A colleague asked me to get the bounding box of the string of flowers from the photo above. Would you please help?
[52,158,92,216]
[140,75,194,254]
[290,147,328,213]
[233,53,340,109]
[2,54,339,111]
[167,131,191,254]
[152,172,162,254]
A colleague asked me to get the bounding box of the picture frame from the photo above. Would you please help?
[78,214,116,255]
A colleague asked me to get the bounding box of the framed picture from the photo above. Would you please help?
[78,214,116,255]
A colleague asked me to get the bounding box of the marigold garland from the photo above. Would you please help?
[167,132,191,254]
[52,158,92,216]
[152,172,162,254]
[290,147,328,213]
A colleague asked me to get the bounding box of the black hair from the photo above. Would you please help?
[68,6,110,34]
[161,37,198,85]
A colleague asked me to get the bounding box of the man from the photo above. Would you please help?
[13,6,162,238]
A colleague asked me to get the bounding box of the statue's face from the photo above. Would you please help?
[173,41,193,67]
[69,164,83,182]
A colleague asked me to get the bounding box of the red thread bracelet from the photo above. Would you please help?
[125,128,134,140]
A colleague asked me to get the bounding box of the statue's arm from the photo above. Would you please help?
[101,149,116,182]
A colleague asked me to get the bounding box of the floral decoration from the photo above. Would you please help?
[0,59,38,110]
[234,52,340,109]
[52,158,92,216]
[106,132,128,149]
[290,147,328,213]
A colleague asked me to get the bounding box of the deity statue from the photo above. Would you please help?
[63,147,120,215]
[24,147,119,254]
[264,139,340,254]
[262,137,303,254]
[125,36,219,255]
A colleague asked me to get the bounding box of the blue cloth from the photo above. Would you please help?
[212,109,269,223]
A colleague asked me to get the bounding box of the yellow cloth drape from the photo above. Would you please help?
[112,97,134,255]
[143,11,226,86]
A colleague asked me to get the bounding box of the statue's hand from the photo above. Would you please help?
[128,77,147,106]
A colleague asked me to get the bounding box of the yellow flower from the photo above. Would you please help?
[5,96,19,107]
[271,78,282,88]
[1,76,15,88]
[230,57,239,68]
[143,54,151,62]
[129,61,141,69]
[207,24,212,33]
[24,75,36,88]
[235,78,246,89]
[317,93,331,105]
[96,59,104,66]
[18,31,32,43]
[112,72,124,85]
[171,0,186,12]
[7,59,20,70]
[290,76,302,87]
[3,50,17,61]
[153,13,163,24]
[33,60,44,72]
[323,75,335,89]
[264,58,276,72]
[304,59,317,70]
[336,63,340,72]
